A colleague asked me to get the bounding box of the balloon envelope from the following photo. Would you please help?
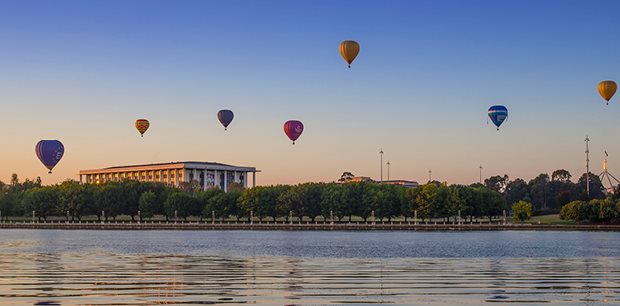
[598,80,617,104]
[339,40,360,68]
[135,119,150,137]
[35,140,64,173]
[488,105,508,130]
[283,120,304,144]
[217,110,234,130]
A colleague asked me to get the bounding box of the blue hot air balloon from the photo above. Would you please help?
[217,109,234,130]
[488,105,508,131]
[35,140,64,174]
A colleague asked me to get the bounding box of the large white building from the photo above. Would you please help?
[79,161,258,192]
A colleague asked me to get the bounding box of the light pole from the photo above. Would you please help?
[380,148,384,182]
[386,160,391,181]
[428,169,432,182]
[479,165,483,184]
[585,136,590,198]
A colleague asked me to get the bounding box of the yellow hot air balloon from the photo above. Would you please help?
[135,119,150,137]
[339,40,360,68]
[598,80,617,105]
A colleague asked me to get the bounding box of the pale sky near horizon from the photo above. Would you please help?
[1,0,619,186]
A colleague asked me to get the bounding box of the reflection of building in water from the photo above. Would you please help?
[132,255,185,302]
[79,161,259,192]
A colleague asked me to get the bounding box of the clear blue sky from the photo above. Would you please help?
[1,0,619,185]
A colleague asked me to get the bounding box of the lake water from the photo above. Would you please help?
[0,230,619,305]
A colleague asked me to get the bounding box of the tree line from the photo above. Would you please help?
[0,173,506,222]
[0,168,613,223]
[481,169,608,211]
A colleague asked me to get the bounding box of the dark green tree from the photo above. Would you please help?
[139,191,158,220]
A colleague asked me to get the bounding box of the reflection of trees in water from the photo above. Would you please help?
[284,257,304,301]
[486,259,509,301]
[4,249,620,305]
[32,252,63,305]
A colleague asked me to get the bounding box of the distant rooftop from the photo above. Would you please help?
[101,161,237,170]
[80,161,258,174]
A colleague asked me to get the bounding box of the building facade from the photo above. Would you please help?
[79,161,258,192]
[382,180,419,188]
[347,177,419,188]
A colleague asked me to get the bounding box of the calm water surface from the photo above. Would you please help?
[0,230,619,305]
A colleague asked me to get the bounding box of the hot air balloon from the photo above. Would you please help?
[217,110,234,130]
[135,119,150,137]
[35,140,64,174]
[488,105,508,131]
[283,120,304,144]
[339,40,360,68]
[598,80,617,105]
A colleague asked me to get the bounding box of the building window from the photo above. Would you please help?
[227,172,234,184]
[207,171,215,187]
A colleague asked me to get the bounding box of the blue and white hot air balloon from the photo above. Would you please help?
[35,140,64,174]
[488,105,508,131]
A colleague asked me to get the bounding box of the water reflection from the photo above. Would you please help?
[2,253,620,305]
[0,230,619,305]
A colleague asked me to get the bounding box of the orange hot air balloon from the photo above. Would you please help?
[339,40,360,68]
[135,119,150,137]
[598,80,617,105]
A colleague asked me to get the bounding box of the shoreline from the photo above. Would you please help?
[1,222,619,231]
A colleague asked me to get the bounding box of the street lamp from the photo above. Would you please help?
[380,148,384,182]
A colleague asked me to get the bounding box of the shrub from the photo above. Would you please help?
[511,200,533,222]
[560,201,583,220]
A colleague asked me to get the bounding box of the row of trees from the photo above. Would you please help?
[482,169,608,211]
[0,168,613,223]
[0,174,509,222]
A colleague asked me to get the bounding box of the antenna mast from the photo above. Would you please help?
[585,136,590,198]
[379,148,384,183]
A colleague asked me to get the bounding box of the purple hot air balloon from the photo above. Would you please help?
[35,140,64,174]
[283,120,304,144]
[217,109,234,130]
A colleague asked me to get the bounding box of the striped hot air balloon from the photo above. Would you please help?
[598,80,617,105]
[135,119,150,137]
[339,40,360,68]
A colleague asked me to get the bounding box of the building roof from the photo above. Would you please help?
[80,161,258,175]
[383,180,419,184]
